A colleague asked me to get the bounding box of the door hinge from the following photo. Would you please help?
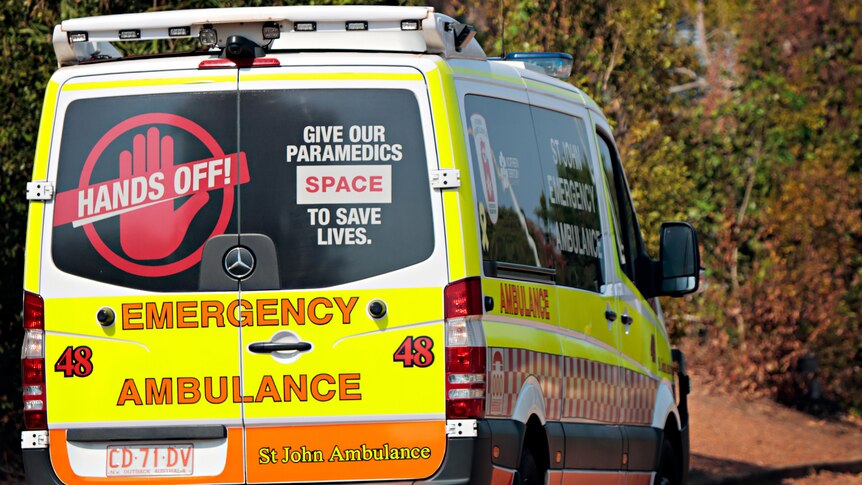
[26,181,54,201]
[430,169,460,189]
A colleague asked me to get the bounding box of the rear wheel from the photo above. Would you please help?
[655,438,680,485]
[515,446,541,485]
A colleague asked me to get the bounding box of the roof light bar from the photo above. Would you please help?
[118,29,140,40]
[294,22,316,32]
[68,32,88,43]
[345,21,368,31]
[199,26,218,48]
[503,52,574,79]
[169,26,191,37]
[262,22,280,40]
[401,20,421,31]
[52,7,489,67]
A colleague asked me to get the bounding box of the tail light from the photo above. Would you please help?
[22,292,46,430]
[444,278,486,419]
[444,277,483,319]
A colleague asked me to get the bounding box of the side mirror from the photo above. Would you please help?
[659,222,700,296]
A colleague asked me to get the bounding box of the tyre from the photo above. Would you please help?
[515,446,541,485]
[655,438,680,485]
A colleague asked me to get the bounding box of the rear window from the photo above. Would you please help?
[239,89,433,289]
[52,88,433,291]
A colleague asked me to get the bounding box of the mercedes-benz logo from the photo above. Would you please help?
[224,246,255,280]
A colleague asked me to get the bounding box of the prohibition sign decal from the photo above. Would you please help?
[53,113,250,277]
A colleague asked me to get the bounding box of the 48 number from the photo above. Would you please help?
[393,336,434,368]
[54,346,94,378]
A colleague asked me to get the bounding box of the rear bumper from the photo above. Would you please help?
[23,420,516,485]
[415,434,484,484]
[23,447,64,485]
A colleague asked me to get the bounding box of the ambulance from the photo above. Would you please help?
[20,6,700,484]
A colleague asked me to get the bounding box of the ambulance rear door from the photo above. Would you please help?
[41,65,246,483]
[235,63,450,483]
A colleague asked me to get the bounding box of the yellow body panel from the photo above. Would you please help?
[240,288,445,419]
[44,295,242,424]
[557,287,620,367]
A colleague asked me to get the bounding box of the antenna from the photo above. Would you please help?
[499,0,506,57]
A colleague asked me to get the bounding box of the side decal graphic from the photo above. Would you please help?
[488,347,658,425]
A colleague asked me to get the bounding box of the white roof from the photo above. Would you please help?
[53,6,486,66]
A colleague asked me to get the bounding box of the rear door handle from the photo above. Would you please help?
[605,310,617,322]
[621,314,633,325]
[248,341,312,354]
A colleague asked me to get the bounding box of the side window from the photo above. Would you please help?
[531,106,602,291]
[465,94,602,292]
[466,95,549,269]
[597,132,641,283]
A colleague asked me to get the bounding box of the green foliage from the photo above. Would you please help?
[677,0,862,412]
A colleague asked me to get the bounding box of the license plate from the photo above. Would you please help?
[106,443,194,477]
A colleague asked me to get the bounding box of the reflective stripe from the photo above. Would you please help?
[452,66,523,87]
[453,74,526,94]
[524,79,585,104]
[32,80,58,180]
[487,346,659,425]
[453,66,588,107]
[62,70,423,91]
[242,72,423,82]
[487,348,564,420]
[23,80,60,292]
[244,413,444,426]
[23,203,44,293]
[62,76,236,90]
[427,61,480,280]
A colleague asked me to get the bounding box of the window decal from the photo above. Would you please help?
[53,112,249,277]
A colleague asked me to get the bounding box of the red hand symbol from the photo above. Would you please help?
[119,127,210,261]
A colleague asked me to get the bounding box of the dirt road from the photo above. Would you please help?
[688,371,862,484]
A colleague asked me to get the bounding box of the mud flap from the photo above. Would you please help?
[23,448,64,485]
[672,348,691,484]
